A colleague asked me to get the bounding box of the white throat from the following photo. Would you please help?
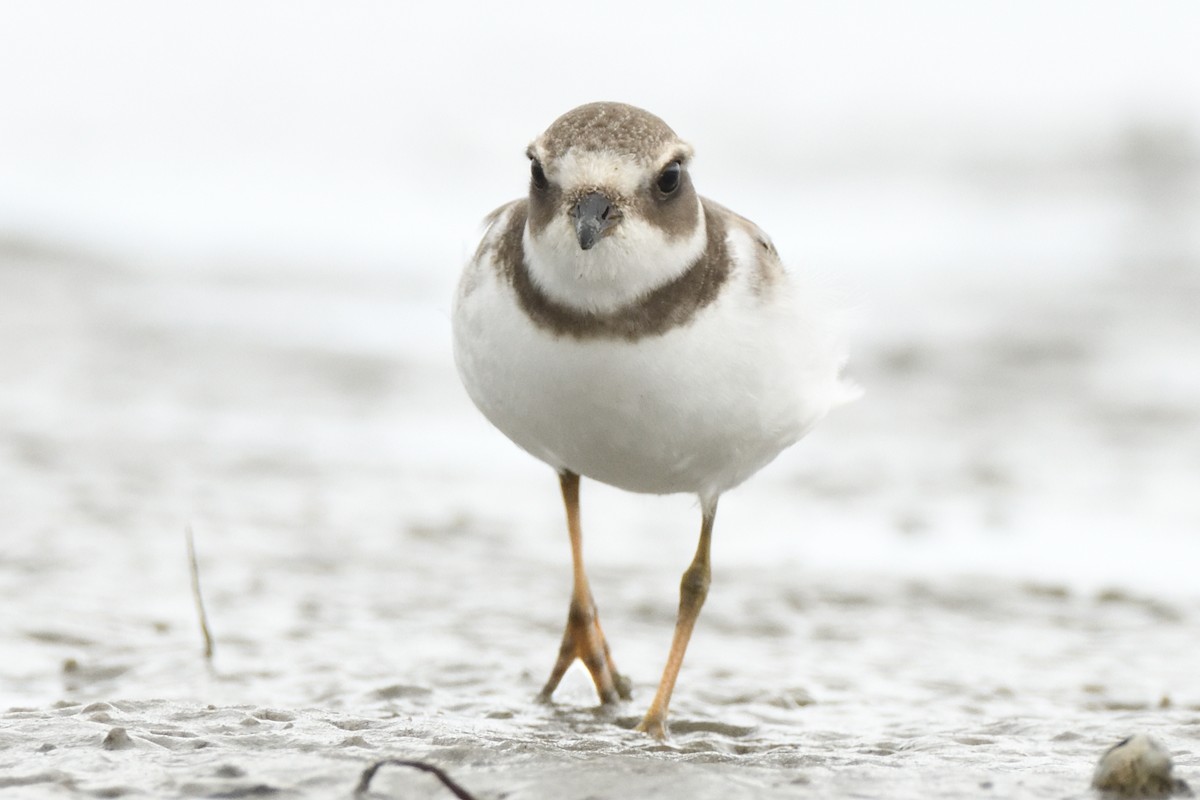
[523,202,706,313]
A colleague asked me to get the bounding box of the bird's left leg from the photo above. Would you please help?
[636,495,718,740]
[538,471,632,705]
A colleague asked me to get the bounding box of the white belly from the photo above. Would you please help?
[453,258,845,501]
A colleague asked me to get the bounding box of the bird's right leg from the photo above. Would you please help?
[636,495,718,740]
[538,470,632,705]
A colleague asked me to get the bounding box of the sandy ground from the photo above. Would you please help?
[1,225,1198,799]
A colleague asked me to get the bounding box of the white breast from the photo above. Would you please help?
[522,199,707,314]
[453,206,850,503]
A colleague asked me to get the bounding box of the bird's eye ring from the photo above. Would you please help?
[656,161,682,195]
[530,158,549,190]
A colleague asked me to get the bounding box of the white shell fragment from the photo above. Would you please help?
[1093,735,1192,798]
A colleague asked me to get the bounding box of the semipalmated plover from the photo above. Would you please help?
[453,102,854,739]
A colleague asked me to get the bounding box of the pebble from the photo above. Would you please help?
[1093,734,1192,798]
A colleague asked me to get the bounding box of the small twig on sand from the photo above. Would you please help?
[185,525,214,662]
[355,760,479,799]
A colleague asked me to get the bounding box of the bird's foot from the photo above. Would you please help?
[635,713,668,741]
[539,596,631,705]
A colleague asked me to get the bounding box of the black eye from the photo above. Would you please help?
[530,159,549,190]
[656,162,682,195]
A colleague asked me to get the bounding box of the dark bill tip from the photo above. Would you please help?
[573,192,620,251]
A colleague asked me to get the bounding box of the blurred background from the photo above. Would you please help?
[3,2,1200,276]
[2,0,1200,680]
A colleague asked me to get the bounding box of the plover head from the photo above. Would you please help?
[522,102,708,312]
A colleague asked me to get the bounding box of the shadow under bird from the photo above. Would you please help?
[453,102,855,739]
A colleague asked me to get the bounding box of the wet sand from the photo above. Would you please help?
[1,239,1198,798]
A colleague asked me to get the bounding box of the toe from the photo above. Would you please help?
[635,714,669,741]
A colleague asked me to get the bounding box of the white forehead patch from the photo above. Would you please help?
[535,137,693,197]
[547,149,649,197]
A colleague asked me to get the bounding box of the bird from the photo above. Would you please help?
[452,102,854,739]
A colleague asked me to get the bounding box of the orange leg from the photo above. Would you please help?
[636,496,718,740]
[538,471,632,705]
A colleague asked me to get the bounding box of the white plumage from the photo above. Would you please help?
[454,200,852,504]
